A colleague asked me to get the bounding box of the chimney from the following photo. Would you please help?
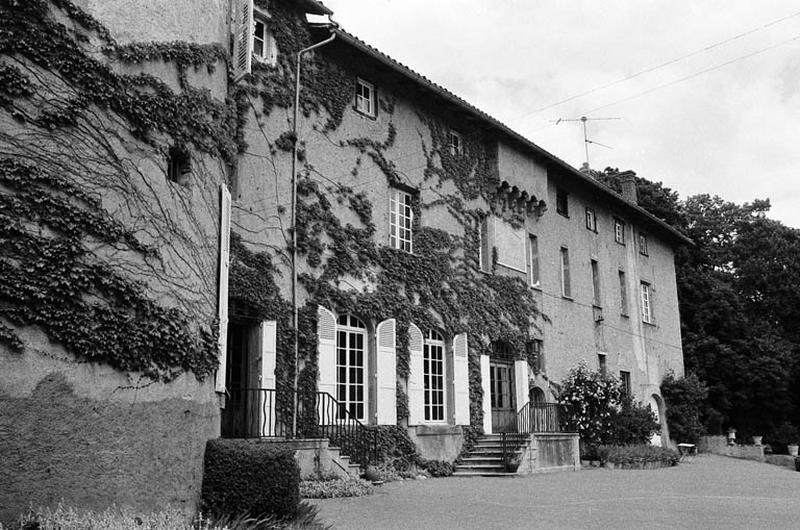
[618,170,638,204]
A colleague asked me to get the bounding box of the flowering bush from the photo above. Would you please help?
[558,361,622,451]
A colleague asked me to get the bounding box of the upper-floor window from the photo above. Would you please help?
[528,234,540,288]
[389,188,413,252]
[640,281,653,324]
[556,189,569,217]
[591,259,601,307]
[479,216,491,272]
[585,207,597,231]
[449,131,463,156]
[619,270,628,316]
[423,329,446,422]
[598,352,607,375]
[638,232,649,256]
[560,247,571,298]
[253,18,277,64]
[355,78,376,117]
[614,218,625,244]
[167,145,191,186]
[620,370,631,395]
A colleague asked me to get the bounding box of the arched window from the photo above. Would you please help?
[336,315,367,421]
[424,329,446,422]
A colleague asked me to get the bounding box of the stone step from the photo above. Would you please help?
[459,458,504,466]
[452,470,518,477]
[454,463,508,470]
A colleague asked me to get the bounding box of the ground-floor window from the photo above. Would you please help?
[336,314,367,421]
[424,329,446,421]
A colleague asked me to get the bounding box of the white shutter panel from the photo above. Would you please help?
[259,320,277,436]
[375,318,397,425]
[215,185,232,393]
[453,333,470,425]
[480,353,492,433]
[232,0,253,81]
[407,323,424,426]
[514,359,528,431]
[316,305,336,425]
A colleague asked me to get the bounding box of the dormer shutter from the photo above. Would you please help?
[232,0,254,81]
[215,184,232,393]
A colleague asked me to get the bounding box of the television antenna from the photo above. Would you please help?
[552,116,621,169]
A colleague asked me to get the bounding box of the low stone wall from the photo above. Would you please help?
[517,432,580,474]
[408,424,463,462]
[256,438,353,479]
[764,454,797,470]
[698,436,765,462]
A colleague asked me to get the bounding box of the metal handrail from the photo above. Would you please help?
[500,401,565,434]
[221,387,377,468]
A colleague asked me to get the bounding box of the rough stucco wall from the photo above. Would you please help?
[82,0,229,46]
[0,371,218,524]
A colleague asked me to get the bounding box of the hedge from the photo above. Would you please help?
[201,439,300,519]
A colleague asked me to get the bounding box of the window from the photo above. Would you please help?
[614,218,625,244]
[423,330,446,422]
[449,131,462,156]
[389,188,413,252]
[640,282,653,324]
[560,247,571,298]
[619,270,628,316]
[598,353,607,375]
[167,146,191,185]
[620,371,631,396]
[335,314,367,421]
[591,259,601,306]
[556,189,569,217]
[253,18,277,64]
[528,234,540,288]
[355,78,376,117]
[494,217,527,272]
[639,232,649,256]
[585,207,597,231]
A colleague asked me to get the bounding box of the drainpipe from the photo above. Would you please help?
[291,23,337,438]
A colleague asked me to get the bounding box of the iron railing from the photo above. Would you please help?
[220,388,377,468]
[504,402,564,434]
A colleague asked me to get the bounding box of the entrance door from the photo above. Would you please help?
[490,360,515,432]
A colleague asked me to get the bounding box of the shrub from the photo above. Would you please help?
[299,477,374,499]
[597,444,680,467]
[558,361,621,450]
[606,394,660,445]
[417,459,453,477]
[201,439,300,520]
[660,372,707,444]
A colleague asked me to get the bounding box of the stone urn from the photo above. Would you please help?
[788,444,799,457]
[752,436,763,446]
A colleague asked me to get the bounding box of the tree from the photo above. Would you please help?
[661,372,707,444]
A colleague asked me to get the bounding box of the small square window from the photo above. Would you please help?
[639,233,649,256]
[167,146,191,186]
[449,131,462,156]
[556,189,569,217]
[614,218,625,244]
[355,78,376,117]
[585,207,597,231]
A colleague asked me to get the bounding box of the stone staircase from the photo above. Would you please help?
[327,444,363,477]
[453,433,530,476]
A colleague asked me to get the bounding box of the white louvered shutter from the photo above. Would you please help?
[407,323,424,426]
[316,305,336,425]
[232,0,254,81]
[215,185,232,393]
[375,319,397,425]
[480,354,492,433]
[260,320,277,435]
[453,333,470,425]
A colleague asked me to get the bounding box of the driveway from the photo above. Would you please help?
[310,455,798,529]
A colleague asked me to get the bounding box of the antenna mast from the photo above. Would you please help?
[552,116,620,169]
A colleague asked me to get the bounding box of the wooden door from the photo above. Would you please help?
[490,360,515,432]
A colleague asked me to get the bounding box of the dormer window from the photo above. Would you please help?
[449,131,462,156]
[355,78,376,117]
[253,18,277,64]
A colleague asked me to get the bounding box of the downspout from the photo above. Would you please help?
[291,23,337,438]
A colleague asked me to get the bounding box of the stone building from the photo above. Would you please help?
[0,0,687,521]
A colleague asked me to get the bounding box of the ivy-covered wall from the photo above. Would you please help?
[0,0,234,521]
[231,0,543,456]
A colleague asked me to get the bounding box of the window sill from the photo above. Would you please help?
[615,241,626,246]
[561,295,574,302]
[530,284,542,291]
[639,252,649,257]
[353,106,377,120]
[621,313,629,318]
[557,212,569,218]
[642,320,657,327]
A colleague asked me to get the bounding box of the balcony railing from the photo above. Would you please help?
[220,387,377,468]
[500,402,566,434]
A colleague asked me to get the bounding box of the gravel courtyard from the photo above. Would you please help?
[311,455,798,529]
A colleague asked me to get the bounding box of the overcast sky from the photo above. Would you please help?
[314,1,800,228]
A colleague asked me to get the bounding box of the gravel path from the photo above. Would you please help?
[310,455,799,529]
